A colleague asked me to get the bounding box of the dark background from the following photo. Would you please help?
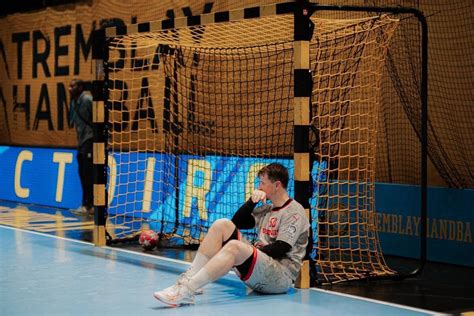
[0,0,84,17]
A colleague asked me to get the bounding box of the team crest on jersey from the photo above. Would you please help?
[287,224,297,239]
[269,217,278,228]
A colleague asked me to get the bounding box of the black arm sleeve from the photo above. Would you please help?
[258,240,292,259]
[231,199,257,229]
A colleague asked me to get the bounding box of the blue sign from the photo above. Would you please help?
[0,145,472,267]
[376,183,473,267]
[0,146,81,208]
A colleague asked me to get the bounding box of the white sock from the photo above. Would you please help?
[187,252,209,277]
[187,267,211,292]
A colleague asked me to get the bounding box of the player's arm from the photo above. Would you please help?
[84,94,93,120]
[231,199,257,229]
[261,209,309,259]
[231,189,266,229]
[257,240,291,259]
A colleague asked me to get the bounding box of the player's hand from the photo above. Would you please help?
[251,189,267,204]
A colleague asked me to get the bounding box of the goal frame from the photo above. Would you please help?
[90,1,428,285]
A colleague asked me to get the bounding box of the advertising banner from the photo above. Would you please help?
[0,145,472,266]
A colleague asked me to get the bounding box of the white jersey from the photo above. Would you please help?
[252,199,310,280]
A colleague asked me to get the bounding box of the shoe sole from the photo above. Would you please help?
[153,293,177,307]
[153,293,193,306]
[70,210,93,217]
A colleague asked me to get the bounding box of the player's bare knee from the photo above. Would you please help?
[211,218,235,234]
[213,218,231,226]
[222,240,253,264]
[222,240,243,255]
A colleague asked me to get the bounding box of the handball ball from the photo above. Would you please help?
[139,230,158,251]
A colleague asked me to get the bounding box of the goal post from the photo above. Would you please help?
[90,1,428,286]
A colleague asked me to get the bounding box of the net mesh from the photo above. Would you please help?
[376,0,474,188]
[313,0,474,189]
[105,13,399,284]
[309,16,398,283]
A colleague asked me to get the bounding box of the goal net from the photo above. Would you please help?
[103,11,398,284]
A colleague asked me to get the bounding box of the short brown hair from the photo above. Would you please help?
[258,163,289,189]
[70,79,84,89]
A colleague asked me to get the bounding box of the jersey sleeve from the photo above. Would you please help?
[84,94,93,116]
[251,204,272,229]
[232,199,257,229]
[277,208,309,246]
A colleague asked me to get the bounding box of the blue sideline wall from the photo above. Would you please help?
[0,145,472,267]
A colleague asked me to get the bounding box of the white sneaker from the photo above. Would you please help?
[153,283,195,306]
[71,206,93,216]
[177,271,204,295]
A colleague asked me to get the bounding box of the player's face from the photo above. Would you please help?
[69,81,80,98]
[258,174,279,199]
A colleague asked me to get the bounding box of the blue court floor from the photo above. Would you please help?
[0,225,443,316]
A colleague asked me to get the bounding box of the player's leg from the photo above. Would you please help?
[196,218,237,258]
[185,218,237,278]
[187,240,254,291]
[73,146,90,215]
[153,219,240,305]
[241,249,292,294]
[82,140,94,212]
[77,151,86,206]
[153,239,254,306]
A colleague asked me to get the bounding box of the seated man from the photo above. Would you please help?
[153,163,310,306]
